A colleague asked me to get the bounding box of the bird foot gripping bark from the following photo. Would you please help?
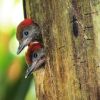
[16,19,46,78]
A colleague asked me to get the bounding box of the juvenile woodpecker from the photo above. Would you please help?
[16,18,43,54]
[25,41,45,78]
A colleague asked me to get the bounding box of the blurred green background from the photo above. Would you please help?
[0,0,36,100]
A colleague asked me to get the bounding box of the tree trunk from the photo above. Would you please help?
[24,0,100,100]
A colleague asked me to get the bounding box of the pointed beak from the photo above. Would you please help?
[17,43,25,54]
[17,37,32,55]
[25,57,45,78]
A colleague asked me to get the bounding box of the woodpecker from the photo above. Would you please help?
[25,41,45,78]
[16,18,43,54]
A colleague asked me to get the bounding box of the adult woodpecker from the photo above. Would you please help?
[25,41,45,78]
[16,18,43,54]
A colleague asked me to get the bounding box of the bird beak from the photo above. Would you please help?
[25,57,45,78]
[17,37,32,54]
[17,43,25,55]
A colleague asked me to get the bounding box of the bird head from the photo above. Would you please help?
[25,42,45,78]
[16,19,41,54]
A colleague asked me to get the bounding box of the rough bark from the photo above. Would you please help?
[24,0,100,100]
[91,0,100,98]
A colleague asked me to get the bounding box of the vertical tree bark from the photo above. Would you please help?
[24,0,100,100]
[91,0,100,98]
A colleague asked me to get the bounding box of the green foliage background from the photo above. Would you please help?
[0,0,36,100]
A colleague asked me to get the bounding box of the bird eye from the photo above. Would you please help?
[33,53,38,58]
[23,31,29,36]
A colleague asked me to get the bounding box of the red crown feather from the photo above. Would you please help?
[18,19,33,27]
